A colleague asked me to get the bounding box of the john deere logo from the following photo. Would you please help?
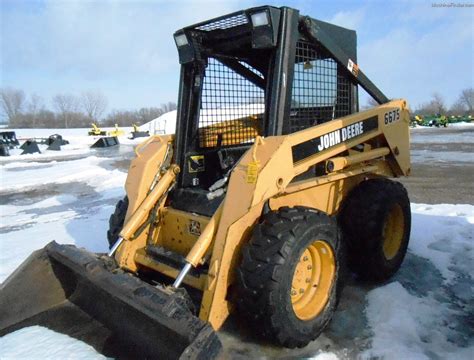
[189,220,201,236]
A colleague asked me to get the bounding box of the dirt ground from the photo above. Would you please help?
[399,127,474,204]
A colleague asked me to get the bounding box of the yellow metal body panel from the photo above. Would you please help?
[115,100,411,330]
[157,208,210,256]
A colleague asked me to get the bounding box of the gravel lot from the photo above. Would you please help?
[399,126,474,204]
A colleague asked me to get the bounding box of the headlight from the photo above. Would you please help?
[250,11,269,27]
[174,33,189,47]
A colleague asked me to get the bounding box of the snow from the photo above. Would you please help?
[0,127,472,359]
[409,204,474,282]
[1,127,144,163]
[361,203,474,360]
[363,282,473,360]
[410,126,473,144]
[311,352,340,360]
[0,156,126,195]
[140,110,177,135]
[0,326,107,360]
[447,122,474,128]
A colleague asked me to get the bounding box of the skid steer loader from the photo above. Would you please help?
[0,6,411,359]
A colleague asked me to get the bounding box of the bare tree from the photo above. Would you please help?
[418,93,446,115]
[430,92,446,114]
[161,102,177,113]
[52,93,79,128]
[27,94,44,127]
[81,90,108,122]
[449,98,467,115]
[458,88,473,113]
[0,87,26,122]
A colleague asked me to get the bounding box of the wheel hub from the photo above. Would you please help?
[382,204,405,260]
[291,240,335,320]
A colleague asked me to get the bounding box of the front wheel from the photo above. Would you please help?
[236,207,343,348]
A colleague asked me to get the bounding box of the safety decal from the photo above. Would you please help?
[246,160,260,184]
[189,220,201,236]
[347,59,359,77]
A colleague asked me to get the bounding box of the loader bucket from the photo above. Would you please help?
[0,242,222,360]
[130,130,150,139]
[20,140,41,155]
[91,136,119,148]
[47,138,62,151]
[0,144,10,156]
[0,131,20,147]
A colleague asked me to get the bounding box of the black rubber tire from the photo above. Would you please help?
[339,178,411,282]
[107,196,128,249]
[235,207,343,348]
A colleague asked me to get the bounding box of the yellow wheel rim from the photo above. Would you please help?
[382,204,405,260]
[290,240,335,321]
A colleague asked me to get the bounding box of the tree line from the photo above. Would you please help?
[0,87,177,128]
[414,89,473,116]
[365,88,473,116]
[1,86,472,128]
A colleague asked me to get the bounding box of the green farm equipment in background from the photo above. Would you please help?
[411,114,472,128]
[448,115,473,124]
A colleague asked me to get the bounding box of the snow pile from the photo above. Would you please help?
[363,203,474,359]
[364,282,474,360]
[409,203,473,281]
[140,110,177,135]
[0,156,126,195]
[140,104,265,135]
[0,326,107,360]
[199,103,264,122]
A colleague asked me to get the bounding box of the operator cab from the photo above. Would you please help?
[169,6,360,216]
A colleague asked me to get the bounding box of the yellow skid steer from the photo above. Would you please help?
[0,6,411,359]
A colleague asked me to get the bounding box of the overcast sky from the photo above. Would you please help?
[1,0,473,113]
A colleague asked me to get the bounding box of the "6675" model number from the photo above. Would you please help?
[384,109,400,125]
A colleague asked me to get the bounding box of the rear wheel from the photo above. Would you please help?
[339,178,411,282]
[107,197,128,249]
[236,207,343,348]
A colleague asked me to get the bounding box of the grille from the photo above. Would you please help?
[289,41,352,133]
[195,13,248,32]
[198,58,264,148]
